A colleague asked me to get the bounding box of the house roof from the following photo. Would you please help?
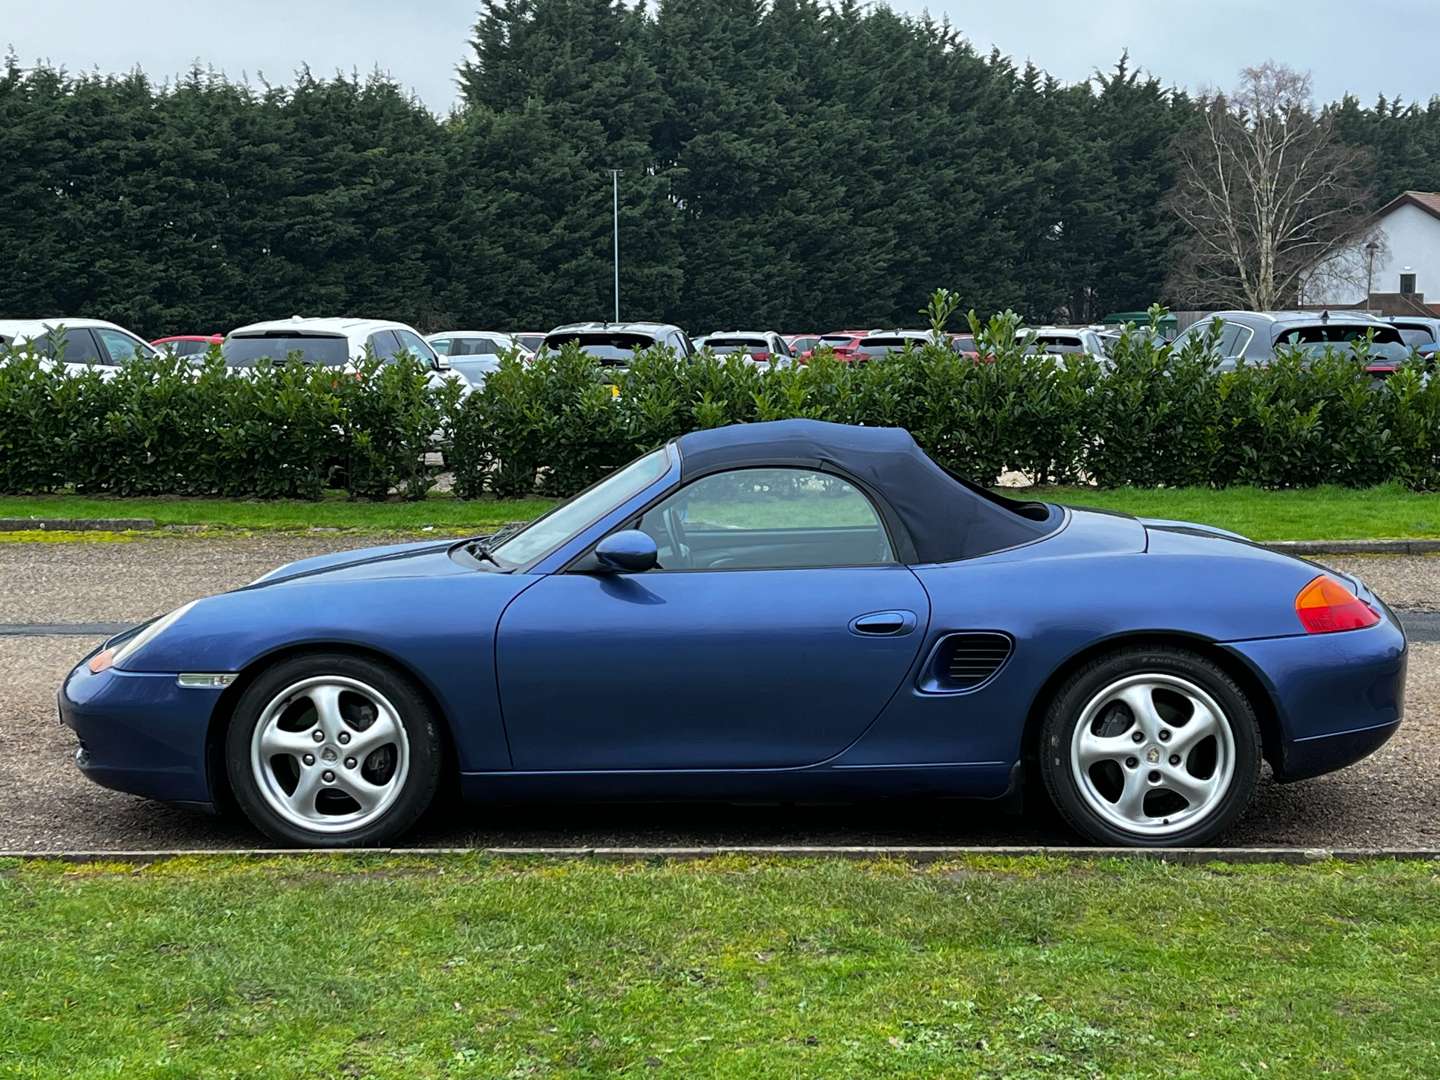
[1374,191,1440,224]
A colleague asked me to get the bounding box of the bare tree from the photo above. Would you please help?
[1166,62,1374,310]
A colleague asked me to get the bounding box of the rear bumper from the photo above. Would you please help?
[58,652,219,806]
[1223,616,1407,782]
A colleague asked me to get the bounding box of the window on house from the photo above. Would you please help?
[1400,273,1417,295]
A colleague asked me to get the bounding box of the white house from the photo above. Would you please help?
[1367,192,1440,300]
[1307,191,1440,310]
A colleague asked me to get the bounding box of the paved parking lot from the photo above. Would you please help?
[1,535,1435,852]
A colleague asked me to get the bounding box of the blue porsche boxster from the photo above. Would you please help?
[60,420,1407,848]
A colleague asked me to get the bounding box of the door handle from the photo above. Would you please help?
[849,610,918,636]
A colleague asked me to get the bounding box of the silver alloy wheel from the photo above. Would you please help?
[1069,672,1235,838]
[249,675,410,834]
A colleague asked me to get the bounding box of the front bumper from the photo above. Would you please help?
[1223,613,1407,782]
[58,648,222,806]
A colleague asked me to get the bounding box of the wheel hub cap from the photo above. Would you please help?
[249,675,410,834]
[1069,673,1235,837]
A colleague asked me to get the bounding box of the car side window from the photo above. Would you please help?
[635,467,895,571]
[38,328,103,364]
[367,331,403,362]
[92,327,151,364]
[393,328,437,365]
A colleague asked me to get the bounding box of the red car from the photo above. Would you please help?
[808,330,872,361]
[151,334,223,358]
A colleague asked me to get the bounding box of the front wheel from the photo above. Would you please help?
[1039,647,1261,847]
[224,653,442,847]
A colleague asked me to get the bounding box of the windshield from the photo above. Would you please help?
[1277,325,1403,347]
[1394,326,1436,347]
[447,336,509,357]
[449,357,501,385]
[856,336,922,356]
[490,447,671,566]
[542,332,655,367]
[707,338,768,354]
[159,339,215,358]
[224,335,350,367]
[1291,339,1410,363]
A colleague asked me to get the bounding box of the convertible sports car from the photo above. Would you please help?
[60,420,1407,848]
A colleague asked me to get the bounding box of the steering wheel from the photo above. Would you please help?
[661,505,690,569]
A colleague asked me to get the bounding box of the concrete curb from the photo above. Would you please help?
[2,845,1438,865]
[1262,538,1440,556]
[0,517,156,532]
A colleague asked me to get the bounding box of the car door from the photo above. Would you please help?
[497,466,931,771]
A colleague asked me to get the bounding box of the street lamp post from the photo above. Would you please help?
[607,169,622,323]
[1365,239,1379,307]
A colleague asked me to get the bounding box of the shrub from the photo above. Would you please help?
[4,311,1438,500]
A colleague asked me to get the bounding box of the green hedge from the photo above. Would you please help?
[449,312,1440,497]
[0,351,440,500]
[2,313,1438,500]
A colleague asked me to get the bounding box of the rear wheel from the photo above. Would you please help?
[1039,646,1261,847]
[225,653,442,847]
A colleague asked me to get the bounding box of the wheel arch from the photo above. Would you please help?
[203,640,461,814]
[1019,631,1283,778]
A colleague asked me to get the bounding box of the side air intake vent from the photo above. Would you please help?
[935,632,1013,691]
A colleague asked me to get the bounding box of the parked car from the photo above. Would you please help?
[59,419,1405,849]
[698,330,794,367]
[785,334,823,359]
[1172,311,1408,372]
[540,322,694,369]
[223,317,468,396]
[0,317,158,376]
[1367,316,1440,378]
[812,330,872,361]
[426,331,528,388]
[1020,327,1108,358]
[513,332,546,354]
[152,334,223,358]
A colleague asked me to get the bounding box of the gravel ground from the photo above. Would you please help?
[0,534,418,624]
[0,535,1435,852]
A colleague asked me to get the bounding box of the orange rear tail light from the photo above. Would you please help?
[1295,575,1379,634]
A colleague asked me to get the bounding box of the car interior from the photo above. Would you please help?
[632,467,896,570]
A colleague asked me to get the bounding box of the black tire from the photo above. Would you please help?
[224,653,443,847]
[1038,645,1261,847]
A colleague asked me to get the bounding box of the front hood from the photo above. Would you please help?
[247,539,475,588]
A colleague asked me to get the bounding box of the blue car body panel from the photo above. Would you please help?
[57,420,1408,818]
[496,565,931,770]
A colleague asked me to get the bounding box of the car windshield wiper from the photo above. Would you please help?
[464,523,524,568]
[467,540,502,567]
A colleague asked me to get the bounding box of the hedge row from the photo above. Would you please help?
[451,313,1440,497]
[2,315,1438,500]
[0,351,450,500]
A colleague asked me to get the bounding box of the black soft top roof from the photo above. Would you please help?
[673,420,1059,563]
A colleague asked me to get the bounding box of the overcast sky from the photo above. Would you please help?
[6,0,1433,115]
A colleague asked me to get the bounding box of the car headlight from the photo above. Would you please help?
[87,602,196,673]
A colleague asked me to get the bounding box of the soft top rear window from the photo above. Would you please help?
[224,334,350,367]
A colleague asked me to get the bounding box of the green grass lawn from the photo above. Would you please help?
[0,491,557,533]
[1,855,1437,1077]
[0,482,1437,541]
[1038,483,1440,542]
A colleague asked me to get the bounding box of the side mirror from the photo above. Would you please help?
[594,529,658,573]
[433,354,451,371]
